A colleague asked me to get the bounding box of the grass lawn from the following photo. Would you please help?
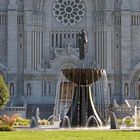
[0,130,140,140]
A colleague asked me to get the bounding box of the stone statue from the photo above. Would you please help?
[108,103,120,129]
[30,116,37,128]
[78,30,88,60]
[30,106,40,128]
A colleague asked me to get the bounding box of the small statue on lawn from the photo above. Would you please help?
[30,106,40,128]
[107,103,120,129]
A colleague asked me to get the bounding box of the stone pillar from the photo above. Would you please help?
[25,26,32,71]
[104,0,114,70]
[7,0,17,73]
[44,10,51,68]
[106,26,113,71]
[121,2,131,102]
[85,0,95,65]
[121,2,131,73]
[24,0,33,71]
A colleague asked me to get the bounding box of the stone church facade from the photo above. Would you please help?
[1,0,140,116]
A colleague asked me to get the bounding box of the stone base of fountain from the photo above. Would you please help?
[61,86,104,127]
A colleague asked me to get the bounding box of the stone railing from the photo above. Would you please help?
[126,100,140,107]
[115,107,133,112]
[0,107,26,118]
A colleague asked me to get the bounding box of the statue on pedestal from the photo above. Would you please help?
[78,30,88,60]
[30,106,40,128]
[108,103,120,129]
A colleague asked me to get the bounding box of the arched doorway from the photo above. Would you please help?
[132,68,140,100]
[124,83,129,97]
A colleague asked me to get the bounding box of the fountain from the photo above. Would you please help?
[134,106,138,128]
[48,115,59,121]
[47,115,60,125]
[53,30,110,128]
[54,68,110,128]
[86,115,100,127]
[36,107,41,121]
[61,116,71,128]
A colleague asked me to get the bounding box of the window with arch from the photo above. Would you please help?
[124,83,129,97]
[27,83,31,96]
[108,83,112,96]
[10,83,14,96]
[44,81,47,95]
[48,81,51,95]
[138,85,140,100]
[42,81,49,96]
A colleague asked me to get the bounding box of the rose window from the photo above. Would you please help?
[53,0,86,26]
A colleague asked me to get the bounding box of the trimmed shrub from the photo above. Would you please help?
[0,125,13,131]
[0,115,16,126]
[38,119,50,125]
[0,75,9,110]
[0,114,30,127]
[117,119,122,125]
[124,118,133,127]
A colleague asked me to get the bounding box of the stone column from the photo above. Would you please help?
[7,0,17,73]
[44,1,52,69]
[85,0,95,65]
[121,2,131,73]
[106,26,113,71]
[24,0,33,71]
[25,26,32,71]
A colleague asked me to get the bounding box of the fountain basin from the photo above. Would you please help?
[63,68,104,86]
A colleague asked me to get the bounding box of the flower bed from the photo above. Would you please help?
[0,114,30,130]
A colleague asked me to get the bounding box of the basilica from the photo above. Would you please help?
[1,0,140,118]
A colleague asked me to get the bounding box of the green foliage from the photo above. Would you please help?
[38,119,50,125]
[0,125,13,131]
[0,75,9,110]
[117,119,123,125]
[15,118,30,126]
[124,118,133,127]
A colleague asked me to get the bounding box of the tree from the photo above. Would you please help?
[0,75,9,110]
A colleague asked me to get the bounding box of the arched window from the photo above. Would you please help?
[48,81,51,95]
[52,33,54,47]
[137,15,139,25]
[44,81,47,95]
[134,15,136,25]
[138,85,140,100]
[2,15,4,25]
[10,83,14,96]
[124,83,129,97]
[27,83,31,96]
[131,15,133,25]
[108,83,112,96]
[0,14,1,25]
